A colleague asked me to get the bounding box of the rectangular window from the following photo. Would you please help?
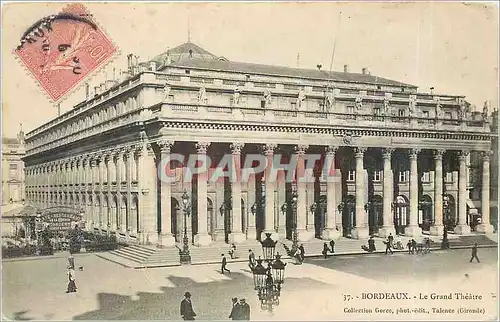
[421,172,430,183]
[399,171,408,182]
[347,170,356,182]
[347,106,354,114]
[373,108,381,115]
[9,164,18,170]
[261,100,266,109]
[445,112,452,119]
[185,70,190,74]
[290,102,297,110]
[398,109,405,117]
[422,111,429,118]
[445,172,453,182]
[373,171,381,182]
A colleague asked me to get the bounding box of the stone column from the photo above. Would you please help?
[405,148,421,236]
[454,150,471,235]
[295,144,314,241]
[98,155,106,228]
[194,142,212,246]
[108,152,117,232]
[116,149,126,233]
[125,147,134,234]
[276,170,287,238]
[158,140,176,247]
[322,146,340,240]
[262,143,278,240]
[430,149,445,236]
[137,144,159,244]
[379,148,396,237]
[353,147,369,239]
[477,151,493,233]
[246,173,257,240]
[229,142,246,243]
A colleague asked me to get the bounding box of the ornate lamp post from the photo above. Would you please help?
[250,203,257,216]
[291,188,299,254]
[252,233,287,314]
[180,190,192,264]
[441,195,450,249]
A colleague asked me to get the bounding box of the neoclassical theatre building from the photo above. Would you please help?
[23,42,497,247]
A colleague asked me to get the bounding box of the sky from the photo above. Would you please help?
[1,2,499,138]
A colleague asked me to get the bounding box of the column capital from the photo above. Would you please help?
[458,150,470,160]
[434,149,446,160]
[230,142,245,154]
[354,147,367,157]
[295,144,309,155]
[196,141,211,154]
[325,145,338,155]
[158,140,175,154]
[382,148,395,160]
[409,148,421,159]
[481,150,493,162]
[262,143,278,155]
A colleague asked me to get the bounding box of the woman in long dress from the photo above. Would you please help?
[66,266,77,293]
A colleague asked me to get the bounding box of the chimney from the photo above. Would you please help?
[94,85,101,96]
[106,80,115,89]
[362,67,368,75]
[150,61,157,71]
[100,83,106,92]
[85,83,90,100]
[127,53,133,73]
[430,87,435,95]
[343,64,348,73]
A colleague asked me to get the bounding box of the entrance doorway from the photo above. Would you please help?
[342,195,356,238]
[315,195,327,238]
[394,195,409,235]
[369,196,383,235]
[419,195,433,232]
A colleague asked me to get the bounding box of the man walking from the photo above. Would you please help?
[388,233,394,247]
[298,244,305,262]
[221,254,231,274]
[385,237,393,255]
[180,291,197,320]
[469,243,480,263]
[329,239,335,253]
[239,298,250,320]
[229,297,241,320]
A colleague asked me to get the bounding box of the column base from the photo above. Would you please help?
[194,233,212,246]
[212,230,226,243]
[296,229,315,242]
[378,226,396,238]
[229,232,247,244]
[405,225,422,237]
[321,228,341,240]
[351,227,370,240]
[246,226,257,241]
[277,227,287,239]
[476,223,494,234]
[144,232,158,245]
[159,234,176,247]
[454,224,471,235]
[429,225,444,236]
[260,230,279,241]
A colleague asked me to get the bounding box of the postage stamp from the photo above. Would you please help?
[14,3,117,103]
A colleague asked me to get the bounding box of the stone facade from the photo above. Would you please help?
[2,127,26,205]
[22,42,497,246]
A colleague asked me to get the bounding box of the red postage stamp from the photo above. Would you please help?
[14,3,117,103]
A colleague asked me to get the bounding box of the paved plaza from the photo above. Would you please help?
[2,248,498,320]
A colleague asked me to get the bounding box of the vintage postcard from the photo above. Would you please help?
[1,2,498,321]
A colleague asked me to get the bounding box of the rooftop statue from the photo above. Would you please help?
[355,95,363,111]
[408,95,417,117]
[296,88,306,109]
[263,89,272,106]
[163,83,171,101]
[198,86,208,104]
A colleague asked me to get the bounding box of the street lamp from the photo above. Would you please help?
[252,233,287,314]
[250,203,257,216]
[291,188,299,254]
[180,190,192,264]
[441,195,450,249]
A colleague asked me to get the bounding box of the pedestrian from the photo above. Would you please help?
[68,253,75,269]
[411,239,417,255]
[229,297,241,320]
[407,240,412,254]
[248,249,256,270]
[322,243,329,259]
[368,236,376,252]
[66,265,77,293]
[239,298,250,320]
[180,291,197,320]
[221,254,231,274]
[229,244,237,259]
[329,239,335,253]
[385,237,393,255]
[469,243,480,263]
[298,244,305,262]
[388,233,394,247]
